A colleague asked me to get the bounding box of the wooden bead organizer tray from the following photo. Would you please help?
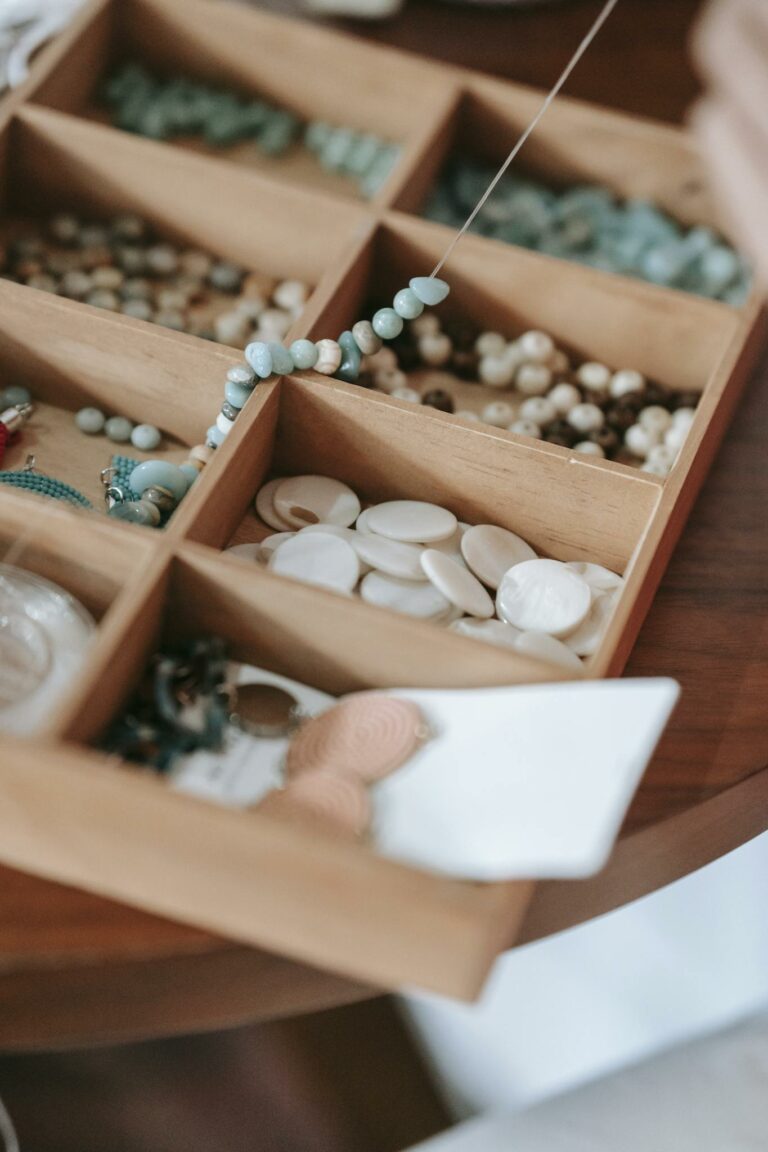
[0,0,764,999]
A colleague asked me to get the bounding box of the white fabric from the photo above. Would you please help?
[408,1008,768,1151]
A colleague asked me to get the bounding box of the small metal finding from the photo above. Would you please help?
[100,466,127,510]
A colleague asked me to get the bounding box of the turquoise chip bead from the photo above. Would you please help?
[129,460,189,502]
[393,288,424,320]
[409,277,450,306]
[245,341,273,378]
[268,342,294,375]
[225,379,252,409]
[320,127,356,172]
[207,424,226,447]
[372,308,403,340]
[179,463,201,487]
[336,331,361,383]
[290,339,318,370]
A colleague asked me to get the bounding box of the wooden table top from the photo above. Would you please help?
[1,0,766,1051]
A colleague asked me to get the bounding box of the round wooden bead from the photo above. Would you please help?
[461,524,537,589]
[496,559,591,637]
[268,531,360,593]
[272,475,361,529]
[420,549,494,618]
[352,320,382,356]
[314,339,342,375]
[422,389,453,413]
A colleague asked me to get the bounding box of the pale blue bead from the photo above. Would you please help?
[2,385,32,406]
[226,363,256,387]
[700,246,739,293]
[131,423,162,451]
[320,127,356,172]
[245,341,273,378]
[130,459,188,501]
[207,424,226,447]
[290,339,318,370]
[268,342,294,374]
[393,288,424,320]
[179,463,200,487]
[75,406,105,434]
[372,308,403,340]
[409,276,450,306]
[344,133,381,177]
[105,415,134,443]
[108,500,160,526]
[225,379,252,409]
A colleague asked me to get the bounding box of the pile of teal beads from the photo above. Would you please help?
[426,158,751,305]
[108,457,199,526]
[103,63,400,201]
[0,469,92,509]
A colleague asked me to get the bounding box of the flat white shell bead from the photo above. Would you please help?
[255,478,294,531]
[565,561,624,594]
[351,533,427,581]
[563,591,617,657]
[225,541,263,562]
[461,524,536,590]
[257,532,296,562]
[420,549,494,619]
[514,630,584,671]
[360,571,450,619]
[496,559,591,637]
[450,618,521,649]
[365,500,457,544]
[272,475,361,529]
[268,531,360,594]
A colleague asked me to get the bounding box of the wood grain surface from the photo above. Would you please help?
[0,0,765,1049]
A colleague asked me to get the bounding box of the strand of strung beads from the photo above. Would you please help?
[123,277,451,522]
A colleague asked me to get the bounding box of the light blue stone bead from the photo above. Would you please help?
[207,424,226,447]
[2,385,32,406]
[129,460,189,502]
[336,331,361,383]
[700,245,740,294]
[268,342,294,375]
[371,308,403,340]
[245,341,273,379]
[320,127,356,172]
[304,120,332,152]
[344,133,381,177]
[179,463,200,487]
[393,288,424,320]
[257,110,299,156]
[105,416,134,443]
[131,423,162,451]
[75,406,105,434]
[290,339,318,370]
[409,277,450,306]
[108,499,161,526]
[225,379,253,409]
[226,363,256,387]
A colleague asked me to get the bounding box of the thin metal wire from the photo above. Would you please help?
[0,1096,20,1152]
[430,0,620,279]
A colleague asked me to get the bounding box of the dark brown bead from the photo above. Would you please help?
[394,342,421,372]
[356,370,375,390]
[672,390,700,411]
[589,427,620,454]
[606,403,638,432]
[543,418,577,446]
[444,320,476,352]
[422,388,454,413]
[643,382,667,406]
[451,349,480,380]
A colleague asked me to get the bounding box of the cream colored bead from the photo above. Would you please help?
[482,401,515,427]
[273,279,308,312]
[567,402,604,434]
[664,423,688,453]
[576,362,611,394]
[646,443,677,470]
[216,412,235,435]
[183,457,205,472]
[352,320,382,356]
[390,386,421,404]
[508,418,541,438]
[474,331,506,358]
[418,332,452,367]
[189,444,215,465]
[411,314,441,338]
[478,354,515,388]
[516,363,552,396]
[519,396,556,425]
[455,409,481,422]
[366,346,398,372]
[625,422,660,458]
[375,368,408,394]
[641,459,671,477]
[548,382,581,414]
[518,330,555,364]
[573,440,605,457]
[315,338,342,375]
[639,405,672,435]
[610,369,646,398]
[259,308,292,338]
[672,407,696,429]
